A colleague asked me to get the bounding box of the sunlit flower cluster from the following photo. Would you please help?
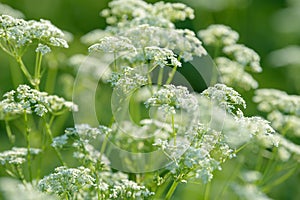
[0,15,68,57]
[198,24,239,47]
[216,57,258,90]
[38,166,95,198]
[199,24,261,90]
[201,84,246,115]
[0,147,41,165]
[101,0,194,26]
[0,85,78,119]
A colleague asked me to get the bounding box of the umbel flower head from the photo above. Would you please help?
[101,0,194,26]
[0,147,41,165]
[0,15,68,57]
[0,85,78,120]
[198,24,239,47]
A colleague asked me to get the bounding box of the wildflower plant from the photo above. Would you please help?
[0,0,299,200]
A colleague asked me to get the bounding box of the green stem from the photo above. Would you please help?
[34,51,43,90]
[99,133,110,162]
[16,57,35,86]
[113,52,117,71]
[24,112,32,183]
[235,142,249,154]
[172,114,176,146]
[4,119,15,145]
[204,181,211,200]
[166,66,177,85]
[14,165,27,185]
[43,116,66,166]
[154,172,172,199]
[165,181,179,200]
[261,148,278,183]
[147,73,152,86]
[262,165,298,193]
[157,67,164,87]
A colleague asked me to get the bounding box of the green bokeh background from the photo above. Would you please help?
[1,0,300,199]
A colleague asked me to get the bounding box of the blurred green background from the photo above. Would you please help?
[1,0,300,199]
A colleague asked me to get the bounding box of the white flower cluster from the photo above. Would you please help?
[38,166,95,198]
[88,36,136,53]
[268,111,300,137]
[145,85,198,115]
[0,15,68,57]
[94,171,154,200]
[0,147,41,165]
[101,0,194,26]
[124,46,181,69]
[39,165,154,199]
[121,25,207,62]
[201,84,246,115]
[199,24,261,90]
[277,134,300,162]
[198,24,239,47]
[158,124,235,183]
[236,116,279,147]
[254,89,300,137]
[108,66,148,92]
[216,57,258,90]
[108,177,154,199]
[52,124,111,167]
[254,89,300,116]
[0,85,78,119]
[223,44,262,73]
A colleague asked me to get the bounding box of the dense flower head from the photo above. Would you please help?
[52,124,111,167]
[101,0,194,26]
[236,116,279,147]
[145,85,198,115]
[198,24,239,47]
[223,44,262,73]
[0,15,68,57]
[254,89,300,116]
[119,24,207,62]
[38,166,95,198]
[201,84,246,115]
[0,85,78,119]
[0,147,41,165]
[268,111,300,137]
[144,46,181,68]
[277,135,300,161]
[216,57,258,90]
[88,36,136,53]
[156,124,235,183]
[108,66,148,92]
